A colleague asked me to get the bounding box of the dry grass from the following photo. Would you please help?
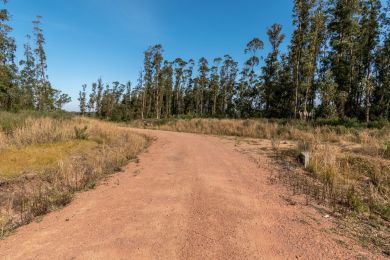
[0,115,150,237]
[0,140,98,179]
[132,118,390,145]
[0,131,6,150]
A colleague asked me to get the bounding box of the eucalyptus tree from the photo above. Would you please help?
[143,47,153,118]
[262,23,285,116]
[276,54,294,117]
[0,0,17,110]
[122,81,132,120]
[173,58,187,115]
[54,91,71,110]
[33,16,47,83]
[95,78,103,116]
[236,65,252,118]
[196,57,209,116]
[151,45,164,119]
[78,84,87,115]
[328,0,360,118]
[183,59,195,114]
[358,0,381,122]
[33,16,57,110]
[129,71,144,119]
[220,55,238,116]
[161,61,173,118]
[373,0,390,119]
[303,0,327,118]
[19,35,36,109]
[87,82,97,113]
[244,38,264,112]
[318,69,338,118]
[209,57,221,116]
[289,0,314,119]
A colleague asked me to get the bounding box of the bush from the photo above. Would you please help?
[74,126,89,140]
[384,142,390,159]
[347,186,367,213]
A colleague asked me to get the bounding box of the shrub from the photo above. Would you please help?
[74,126,89,140]
[347,186,367,213]
[384,142,390,159]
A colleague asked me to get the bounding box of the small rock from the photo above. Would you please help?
[24,173,36,180]
[324,214,330,219]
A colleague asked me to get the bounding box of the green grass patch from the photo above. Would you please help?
[0,140,98,179]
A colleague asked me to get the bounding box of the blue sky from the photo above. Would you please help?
[7,0,296,111]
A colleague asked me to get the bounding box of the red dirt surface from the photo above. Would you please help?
[0,129,384,259]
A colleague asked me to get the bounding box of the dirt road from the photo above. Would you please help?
[0,129,382,259]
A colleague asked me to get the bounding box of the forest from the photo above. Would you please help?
[0,1,389,124]
[76,0,390,123]
[0,1,71,113]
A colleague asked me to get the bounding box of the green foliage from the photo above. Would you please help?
[384,141,390,158]
[347,186,367,213]
[372,202,390,221]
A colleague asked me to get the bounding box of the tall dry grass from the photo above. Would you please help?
[132,118,390,147]
[0,116,150,237]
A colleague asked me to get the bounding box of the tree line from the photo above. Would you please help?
[0,1,71,112]
[80,0,389,122]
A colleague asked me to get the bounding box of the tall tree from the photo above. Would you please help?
[358,0,381,122]
[196,57,209,116]
[318,69,338,118]
[173,58,187,115]
[328,0,360,118]
[33,16,55,110]
[95,78,104,116]
[244,38,264,112]
[78,84,87,115]
[87,82,97,113]
[183,59,195,115]
[151,45,164,119]
[262,23,285,116]
[0,0,17,110]
[220,55,238,116]
[290,0,314,119]
[19,34,36,109]
[122,81,132,120]
[303,0,327,118]
[54,91,71,110]
[372,0,390,119]
[161,61,173,118]
[210,57,221,116]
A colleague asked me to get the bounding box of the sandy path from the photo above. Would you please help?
[0,129,382,259]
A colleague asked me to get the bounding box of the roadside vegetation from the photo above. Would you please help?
[0,111,150,237]
[130,117,390,255]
